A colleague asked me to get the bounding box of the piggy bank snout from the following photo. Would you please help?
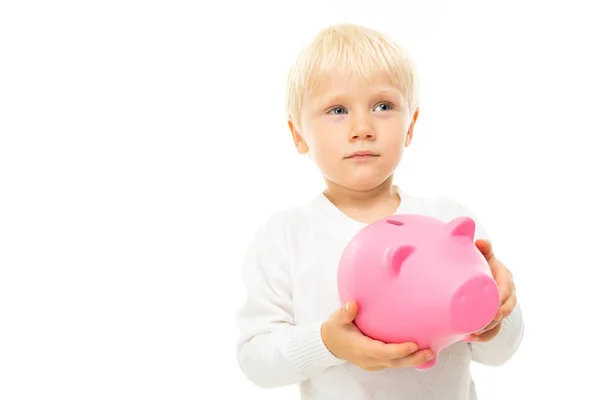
[449,274,499,334]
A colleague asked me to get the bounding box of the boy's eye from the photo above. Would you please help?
[374,102,393,111]
[327,102,393,115]
[328,106,347,115]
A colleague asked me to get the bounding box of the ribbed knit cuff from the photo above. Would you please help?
[287,322,345,376]
[497,301,524,345]
[470,301,524,365]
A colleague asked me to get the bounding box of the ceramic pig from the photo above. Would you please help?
[337,214,500,370]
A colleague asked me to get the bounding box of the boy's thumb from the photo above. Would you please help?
[339,301,358,324]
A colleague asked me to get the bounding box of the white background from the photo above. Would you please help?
[1,0,599,399]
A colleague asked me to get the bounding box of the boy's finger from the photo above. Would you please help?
[499,292,517,318]
[473,319,501,336]
[368,340,420,360]
[496,267,514,305]
[475,239,494,261]
[387,349,434,368]
[337,301,358,325]
[470,323,501,342]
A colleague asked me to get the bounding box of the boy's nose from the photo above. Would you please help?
[350,121,376,141]
[351,130,375,141]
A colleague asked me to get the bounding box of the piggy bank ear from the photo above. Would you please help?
[386,245,415,276]
[447,216,475,241]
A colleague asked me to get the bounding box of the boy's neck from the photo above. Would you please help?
[322,177,401,224]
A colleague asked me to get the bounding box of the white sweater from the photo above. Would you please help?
[235,190,524,400]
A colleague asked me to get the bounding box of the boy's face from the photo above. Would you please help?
[289,70,418,192]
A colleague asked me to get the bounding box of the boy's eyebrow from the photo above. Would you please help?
[371,87,404,96]
[313,89,404,107]
[313,94,347,107]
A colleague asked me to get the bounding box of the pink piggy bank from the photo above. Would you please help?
[337,214,500,370]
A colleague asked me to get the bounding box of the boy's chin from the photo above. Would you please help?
[335,174,394,192]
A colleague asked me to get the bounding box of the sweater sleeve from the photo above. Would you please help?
[444,197,525,366]
[469,301,524,366]
[235,228,344,388]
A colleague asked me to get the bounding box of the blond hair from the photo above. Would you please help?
[285,23,420,128]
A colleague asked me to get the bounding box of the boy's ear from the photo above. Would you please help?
[405,107,419,147]
[288,119,309,155]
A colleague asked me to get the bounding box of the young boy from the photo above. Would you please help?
[235,23,524,399]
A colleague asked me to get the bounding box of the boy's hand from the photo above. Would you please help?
[469,239,517,342]
[321,301,434,371]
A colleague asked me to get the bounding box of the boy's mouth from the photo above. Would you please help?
[345,150,379,159]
